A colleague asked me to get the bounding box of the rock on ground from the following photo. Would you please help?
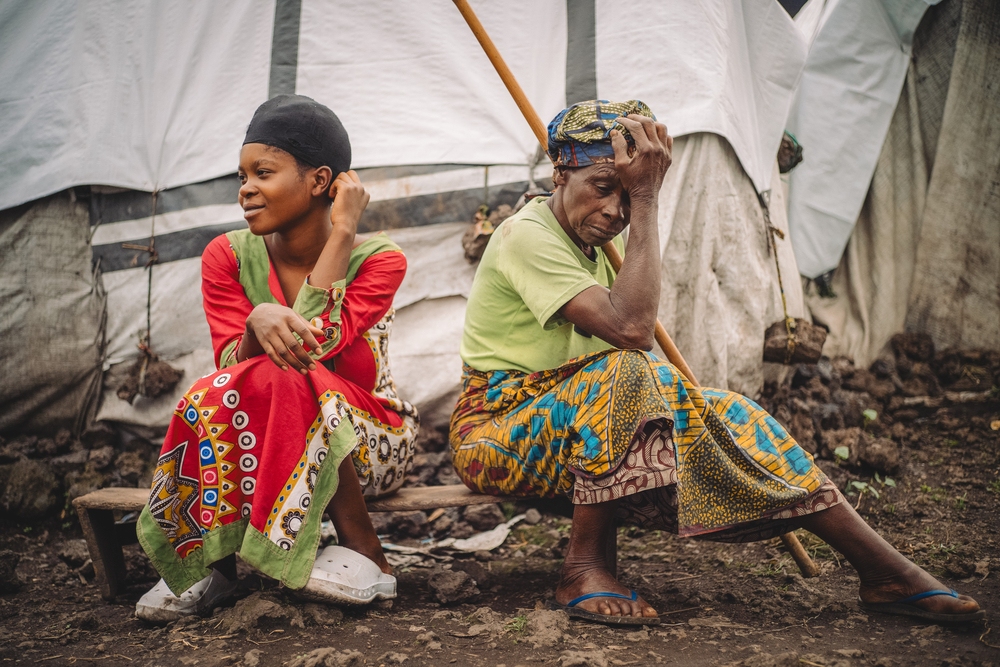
[559,649,608,667]
[283,648,364,667]
[1,458,58,518]
[428,569,479,604]
[219,592,305,635]
[525,609,570,648]
[462,503,506,531]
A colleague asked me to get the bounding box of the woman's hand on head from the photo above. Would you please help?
[243,303,326,374]
[610,114,672,203]
[328,170,370,237]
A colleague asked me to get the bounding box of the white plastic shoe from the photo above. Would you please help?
[135,569,237,623]
[298,545,396,605]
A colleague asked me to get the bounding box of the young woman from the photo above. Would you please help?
[136,95,418,621]
[451,99,984,626]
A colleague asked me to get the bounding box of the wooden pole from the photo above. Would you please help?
[451,0,819,579]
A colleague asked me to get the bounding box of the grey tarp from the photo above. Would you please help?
[805,0,1000,366]
[0,191,105,435]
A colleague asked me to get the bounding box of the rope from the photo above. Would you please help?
[759,192,797,364]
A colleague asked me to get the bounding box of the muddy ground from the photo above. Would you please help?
[0,344,998,667]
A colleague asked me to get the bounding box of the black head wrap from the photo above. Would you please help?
[243,94,351,176]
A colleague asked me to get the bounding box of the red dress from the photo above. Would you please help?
[138,231,418,594]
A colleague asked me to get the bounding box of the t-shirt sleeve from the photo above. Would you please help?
[201,235,251,369]
[497,220,601,330]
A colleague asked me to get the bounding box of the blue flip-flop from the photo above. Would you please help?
[548,590,661,626]
[860,589,986,624]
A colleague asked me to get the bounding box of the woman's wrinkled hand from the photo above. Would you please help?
[329,170,370,236]
[609,114,672,203]
[243,303,326,374]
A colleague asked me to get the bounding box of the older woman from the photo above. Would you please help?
[450,100,983,626]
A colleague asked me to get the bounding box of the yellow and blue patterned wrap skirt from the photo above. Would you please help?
[450,350,838,541]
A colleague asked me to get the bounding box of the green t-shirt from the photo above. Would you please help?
[461,197,624,374]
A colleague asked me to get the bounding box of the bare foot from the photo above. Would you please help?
[859,563,981,616]
[556,561,657,619]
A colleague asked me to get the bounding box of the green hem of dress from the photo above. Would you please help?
[139,417,358,594]
[137,507,248,596]
[239,417,357,590]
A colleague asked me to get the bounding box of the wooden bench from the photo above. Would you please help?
[72,485,513,601]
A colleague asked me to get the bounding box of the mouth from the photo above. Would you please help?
[243,204,264,220]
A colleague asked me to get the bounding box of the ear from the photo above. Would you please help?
[552,166,568,187]
[311,166,333,198]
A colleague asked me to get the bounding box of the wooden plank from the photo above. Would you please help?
[366,485,513,512]
[72,487,147,511]
[72,485,510,514]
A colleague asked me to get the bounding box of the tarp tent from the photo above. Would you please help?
[0,0,811,437]
[787,0,1000,366]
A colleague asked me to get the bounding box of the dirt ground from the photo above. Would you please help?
[1,350,998,667]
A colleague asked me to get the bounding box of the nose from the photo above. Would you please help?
[239,178,256,201]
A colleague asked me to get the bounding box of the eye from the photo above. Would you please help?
[237,173,246,185]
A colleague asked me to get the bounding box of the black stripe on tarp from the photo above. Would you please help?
[269,0,302,98]
[91,176,553,272]
[566,0,598,104]
[93,221,246,273]
[89,173,238,227]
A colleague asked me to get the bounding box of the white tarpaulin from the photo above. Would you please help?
[2,0,815,433]
[0,0,274,212]
[595,0,808,195]
[785,0,941,279]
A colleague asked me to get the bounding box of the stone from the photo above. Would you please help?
[0,550,23,593]
[218,592,305,634]
[88,446,115,470]
[2,458,58,519]
[559,650,608,667]
[243,649,263,667]
[891,333,934,361]
[858,437,900,473]
[59,539,90,567]
[524,609,569,648]
[114,451,149,486]
[81,423,118,450]
[376,653,409,665]
[763,318,827,364]
[302,603,344,626]
[428,570,479,604]
[524,508,542,525]
[393,511,429,538]
[63,468,107,502]
[284,648,364,667]
[49,449,90,475]
[462,503,506,531]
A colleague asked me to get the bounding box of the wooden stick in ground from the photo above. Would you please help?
[451,0,819,579]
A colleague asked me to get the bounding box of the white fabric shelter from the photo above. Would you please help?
[785,0,941,279]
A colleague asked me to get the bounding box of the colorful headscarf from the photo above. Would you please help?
[546,99,655,168]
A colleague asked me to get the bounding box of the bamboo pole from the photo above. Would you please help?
[452,0,819,579]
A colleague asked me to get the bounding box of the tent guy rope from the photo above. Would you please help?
[450,0,820,579]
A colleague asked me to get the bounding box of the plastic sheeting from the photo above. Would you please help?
[296,0,568,170]
[804,0,1000,365]
[0,192,105,435]
[595,0,808,194]
[785,0,941,279]
[0,0,274,212]
[656,134,805,396]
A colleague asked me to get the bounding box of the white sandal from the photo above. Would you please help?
[298,545,396,605]
[135,569,237,623]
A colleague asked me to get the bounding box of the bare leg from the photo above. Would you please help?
[793,502,980,615]
[324,455,392,575]
[554,501,657,619]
